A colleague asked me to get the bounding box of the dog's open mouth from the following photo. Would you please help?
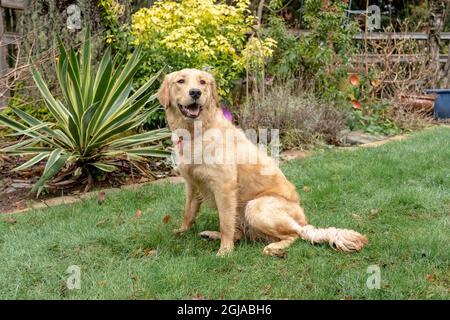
[178,103,202,119]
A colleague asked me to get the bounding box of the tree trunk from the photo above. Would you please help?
[257,0,265,26]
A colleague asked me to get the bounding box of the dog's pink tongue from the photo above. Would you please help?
[187,106,200,116]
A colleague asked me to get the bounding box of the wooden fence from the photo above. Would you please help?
[0,0,28,108]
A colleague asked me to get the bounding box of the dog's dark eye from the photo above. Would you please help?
[177,79,185,84]
[200,80,206,85]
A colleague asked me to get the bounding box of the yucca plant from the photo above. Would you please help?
[0,28,171,196]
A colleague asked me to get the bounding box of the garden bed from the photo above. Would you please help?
[0,152,175,214]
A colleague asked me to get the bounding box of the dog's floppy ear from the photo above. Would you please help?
[208,74,220,107]
[157,74,171,108]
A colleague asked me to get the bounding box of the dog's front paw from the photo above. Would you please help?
[216,246,234,257]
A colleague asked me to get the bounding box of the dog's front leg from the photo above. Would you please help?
[174,182,201,234]
[213,183,237,256]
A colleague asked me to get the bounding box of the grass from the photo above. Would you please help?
[1,127,449,300]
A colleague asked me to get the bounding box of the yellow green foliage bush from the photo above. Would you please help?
[131,0,276,99]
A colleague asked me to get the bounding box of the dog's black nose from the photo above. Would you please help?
[189,88,202,100]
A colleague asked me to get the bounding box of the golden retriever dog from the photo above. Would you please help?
[158,68,367,257]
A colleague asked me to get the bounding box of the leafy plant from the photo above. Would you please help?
[345,72,400,136]
[264,1,358,103]
[131,0,275,100]
[0,28,171,196]
[348,101,400,136]
[97,0,130,53]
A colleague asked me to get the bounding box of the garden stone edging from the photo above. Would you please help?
[2,133,412,215]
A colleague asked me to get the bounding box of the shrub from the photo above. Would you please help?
[348,103,400,136]
[131,0,276,100]
[264,0,358,103]
[97,0,130,53]
[236,84,348,150]
[0,29,171,196]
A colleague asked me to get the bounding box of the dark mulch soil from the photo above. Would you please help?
[0,154,175,214]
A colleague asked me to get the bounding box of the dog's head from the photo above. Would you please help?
[157,69,219,122]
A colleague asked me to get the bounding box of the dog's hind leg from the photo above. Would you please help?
[245,196,303,257]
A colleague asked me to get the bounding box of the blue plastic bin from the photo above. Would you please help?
[425,89,450,119]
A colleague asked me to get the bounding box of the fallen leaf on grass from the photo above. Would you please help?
[95,218,109,227]
[143,248,158,257]
[131,275,140,282]
[303,186,311,193]
[97,280,107,288]
[162,214,171,224]
[191,293,206,300]
[135,209,142,219]
[426,274,435,282]
[2,217,17,224]
[97,191,106,205]
[131,247,157,258]
[59,281,68,297]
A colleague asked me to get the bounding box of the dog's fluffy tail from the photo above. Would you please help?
[294,224,368,252]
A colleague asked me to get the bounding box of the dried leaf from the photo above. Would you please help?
[95,218,108,227]
[59,281,68,297]
[371,79,381,87]
[135,209,142,219]
[131,275,140,282]
[97,191,106,205]
[143,248,157,257]
[191,293,205,300]
[97,280,107,287]
[2,217,17,224]
[426,274,435,282]
[162,214,171,224]
[15,202,25,209]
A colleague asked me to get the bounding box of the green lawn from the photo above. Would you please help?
[1,127,449,299]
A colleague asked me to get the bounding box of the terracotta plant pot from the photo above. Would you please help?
[399,94,435,113]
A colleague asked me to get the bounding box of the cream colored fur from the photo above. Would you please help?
[158,68,368,257]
